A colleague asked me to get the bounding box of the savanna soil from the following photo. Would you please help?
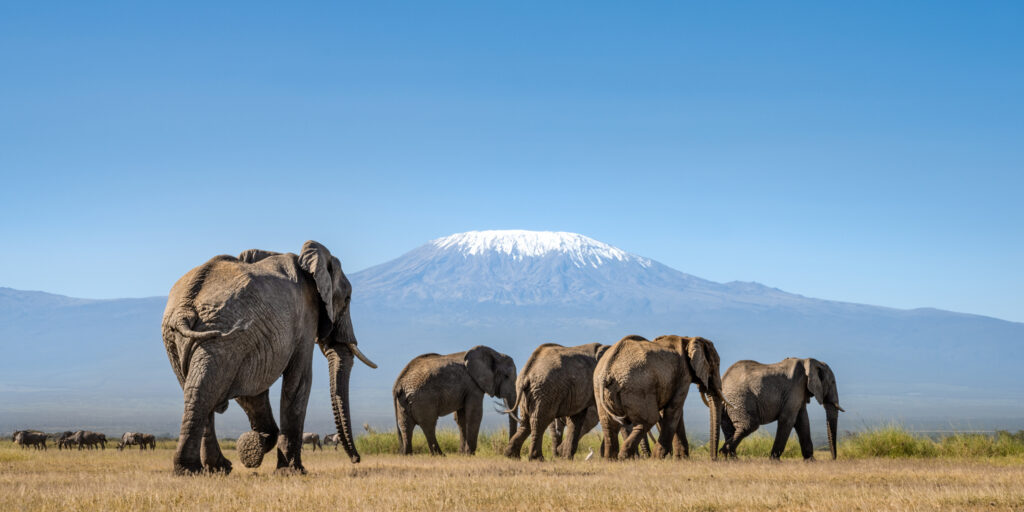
[2,443,1023,512]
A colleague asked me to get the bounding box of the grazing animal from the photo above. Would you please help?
[69,430,107,450]
[394,346,517,456]
[302,433,322,451]
[323,433,341,450]
[595,335,727,460]
[119,432,157,450]
[55,431,75,450]
[12,430,48,450]
[161,241,377,475]
[720,358,844,460]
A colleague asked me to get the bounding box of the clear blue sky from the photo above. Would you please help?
[1,2,1021,322]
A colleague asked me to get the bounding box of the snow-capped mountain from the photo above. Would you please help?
[352,230,800,313]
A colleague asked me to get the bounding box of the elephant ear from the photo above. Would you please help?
[238,249,281,263]
[803,359,826,405]
[686,337,713,391]
[464,346,496,396]
[298,241,336,325]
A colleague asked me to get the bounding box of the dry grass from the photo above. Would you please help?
[3,432,1024,512]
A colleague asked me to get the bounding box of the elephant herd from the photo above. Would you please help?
[158,241,842,475]
[394,336,843,462]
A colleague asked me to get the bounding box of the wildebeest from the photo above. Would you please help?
[69,430,107,450]
[12,430,48,450]
[118,432,157,450]
[323,433,341,450]
[302,432,322,451]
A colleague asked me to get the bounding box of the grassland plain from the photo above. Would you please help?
[3,429,1024,512]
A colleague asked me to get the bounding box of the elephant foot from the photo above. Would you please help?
[173,460,204,476]
[236,431,266,468]
[203,457,233,475]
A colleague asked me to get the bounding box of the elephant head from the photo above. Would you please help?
[803,358,843,459]
[683,336,725,460]
[296,241,377,463]
[464,345,518,438]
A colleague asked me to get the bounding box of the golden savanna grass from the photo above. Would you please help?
[3,429,1024,512]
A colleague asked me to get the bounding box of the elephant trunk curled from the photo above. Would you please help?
[328,346,360,463]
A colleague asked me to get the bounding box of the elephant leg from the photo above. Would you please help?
[453,408,470,454]
[655,413,680,459]
[720,411,736,456]
[396,411,415,456]
[528,410,555,461]
[505,409,531,459]
[173,358,230,475]
[421,419,443,456]
[672,412,690,459]
[620,423,649,459]
[200,411,232,474]
[600,417,621,460]
[236,390,280,455]
[275,345,314,474]
[771,416,797,460]
[550,418,565,457]
[462,399,483,455]
[564,411,590,460]
[794,406,815,460]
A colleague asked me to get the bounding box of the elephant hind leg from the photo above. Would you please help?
[236,391,279,456]
[528,410,555,461]
[421,420,444,456]
[200,412,232,474]
[620,423,649,460]
[396,409,415,455]
[174,359,231,475]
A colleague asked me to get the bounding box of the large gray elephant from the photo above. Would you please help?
[393,346,517,456]
[595,335,726,460]
[161,240,377,475]
[720,357,844,460]
[504,342,610,460]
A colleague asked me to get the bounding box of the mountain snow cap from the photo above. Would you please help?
[431,230,652,269]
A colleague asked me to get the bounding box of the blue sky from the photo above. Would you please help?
[1,2,1021,321]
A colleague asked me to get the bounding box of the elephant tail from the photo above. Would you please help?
[166,311,251,380]
[599,377,628,426]
[497,378,528,424]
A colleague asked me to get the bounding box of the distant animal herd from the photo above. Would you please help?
[10,241,844,474]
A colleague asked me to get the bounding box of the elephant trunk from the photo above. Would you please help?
[709,393,721,461]
[824,403,839,460]
[328,346,360,463]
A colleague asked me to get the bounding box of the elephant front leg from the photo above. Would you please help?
[793,406,815,460]
[275,353,313,474]
[461,399,484,455]
[201,412,232,474]
[672,413,690,459]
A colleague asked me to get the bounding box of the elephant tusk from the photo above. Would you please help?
[833,403,845,413]
[346,343,377,369]
[699,392,710,407]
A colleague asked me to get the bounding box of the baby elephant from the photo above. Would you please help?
[720,357,844,460]
[394,346,517,456]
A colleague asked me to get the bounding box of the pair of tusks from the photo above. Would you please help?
[345,343,378,369]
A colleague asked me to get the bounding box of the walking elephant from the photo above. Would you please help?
[119,432,156,450]
[595,335,727,460]
[505,342,610,460]
[720,358,844,460]
[302,433,322,451]
[393,346,517,456]
[161,241,377,475]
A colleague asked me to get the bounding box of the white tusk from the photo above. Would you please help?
[347,343,377,369]
[833,403,845,413]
